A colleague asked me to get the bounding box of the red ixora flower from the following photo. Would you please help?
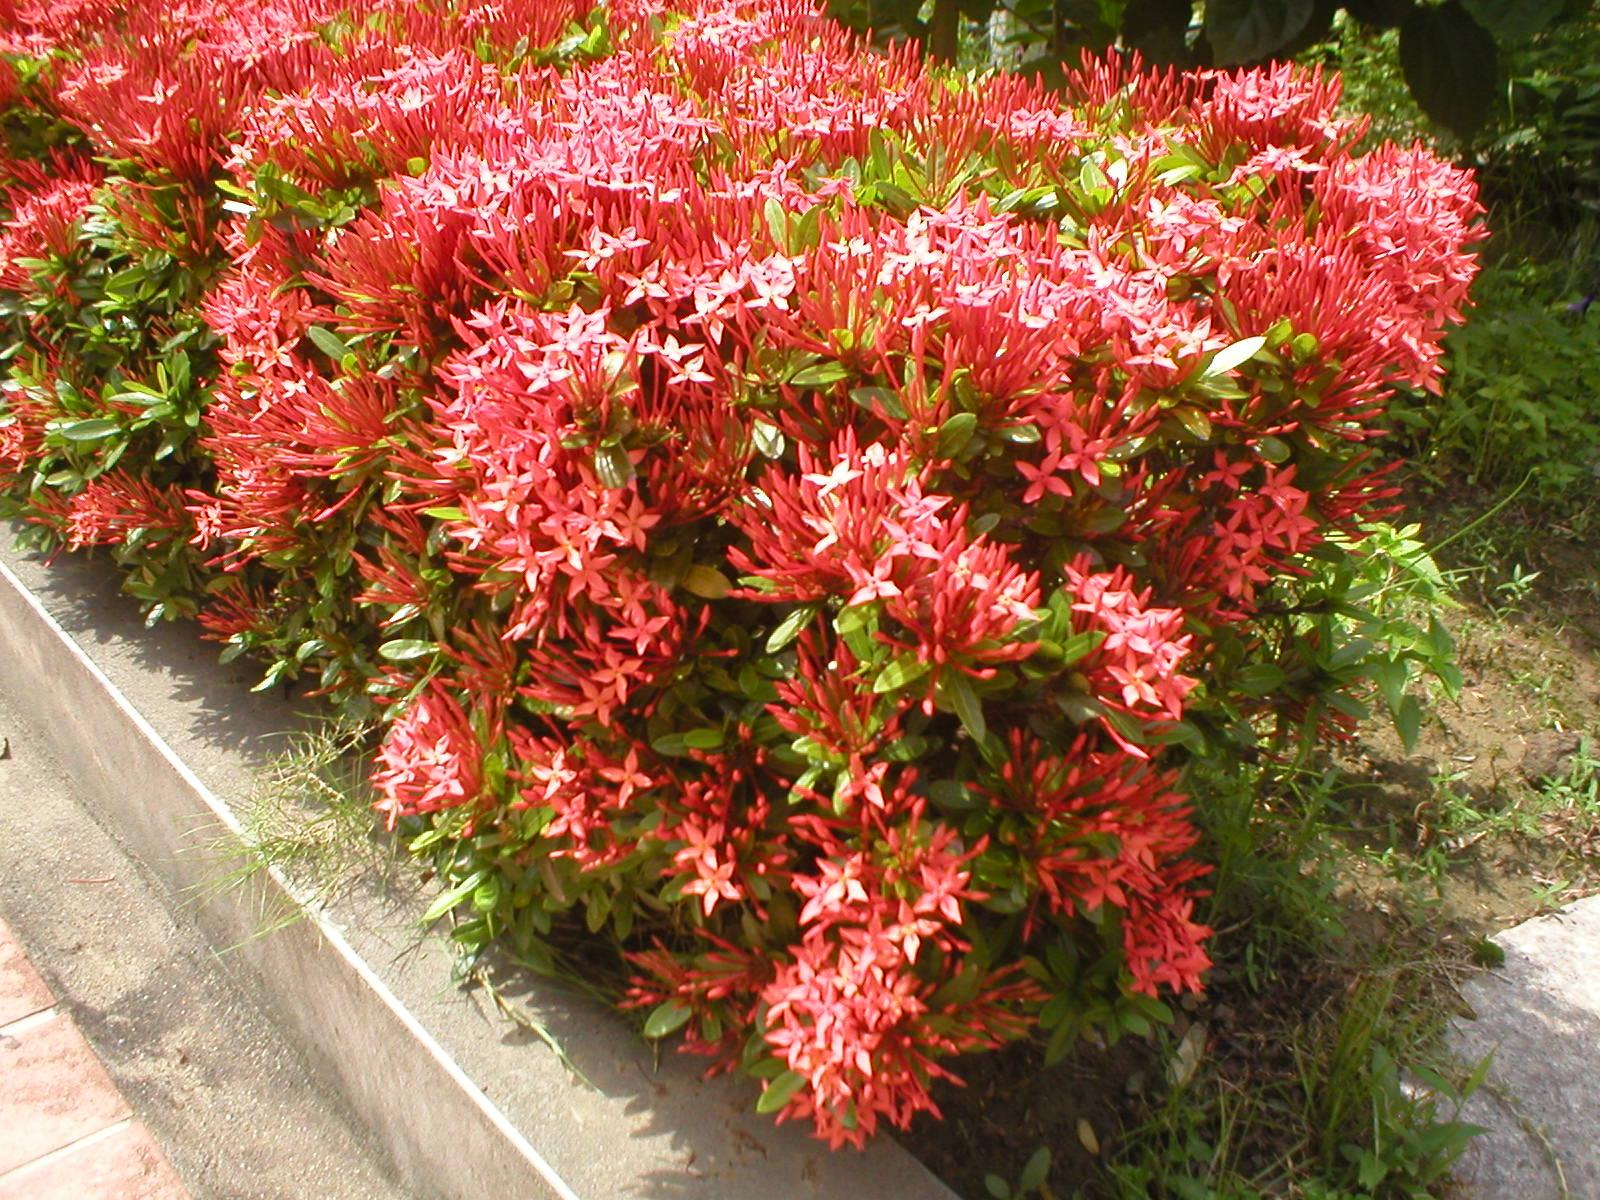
[0,0,1484,1152]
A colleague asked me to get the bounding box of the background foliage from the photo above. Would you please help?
[825,0,1592,139]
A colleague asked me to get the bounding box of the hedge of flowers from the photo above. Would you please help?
[0,0,1480,1148]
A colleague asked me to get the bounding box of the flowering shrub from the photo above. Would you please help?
[0,0,1481,1148]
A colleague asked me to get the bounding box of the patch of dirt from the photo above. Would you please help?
[901,1035,1155,1199]
[1333,595,1600,934]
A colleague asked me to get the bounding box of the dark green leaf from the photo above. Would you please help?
[1171,406,1213,441]
[1255,434,1292,463]
[651,732,690,757]
[57,418,121,444]
[422,869,489,924]
[1461,0,1562,39]
[306,325,352,362]
[1400,1,1499,139]
[1018,1147,1051,1192]
[1369,658,1409,714]
[755,1069,808,1114]
[1123,0,1198,63]
[680,564,732,599]
[1234,663,1286,696]
[643,1000,693,1039]
[378,638,436,661]
[1205,0,1314,64]
[790,361,852,388]
[766,604,817,652]
[929,779,980,809]
[873,653,933,694]
[945,672,986,742]
[848,386,909,421]
[593,443,636,489]
[1343,0,1413,28]
[936,411,979,458]
[1000,422,1041,444]
[1394,692,1423,751]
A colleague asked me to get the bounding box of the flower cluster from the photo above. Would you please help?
[0,0,1482,1147]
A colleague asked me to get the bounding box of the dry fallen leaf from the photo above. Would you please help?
[1076,1117,1100,1157]
[1169,1020,1207,1087]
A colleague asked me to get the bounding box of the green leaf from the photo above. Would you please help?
[1234,663,1286,697]
[873,653,933,694]
[755,1069,808,1114]
[1018,1147,1051,1192]
[984,1176,1012,1200]
[1461,0,1563,39]
[936,411,979,458]
[593,443,635,489]
[422,869,489,924]
[929,779,980,810]
[651,732,690,757]
[790,361,852,388]
[1368,658,1409,714]
[766,604,816,652]
[751,420,785,458]
[1202,335,1267,378]
[1205,0,1314,64]
[1394,692,1423,751]
[378,638,436,661]
[848,386,908,421]
[643,1000,693,1039]
[1255,434,1292,464]
[1000,422,1041,444]
[56,418,120,443]
[1400,1,1499,140]
[945,672,986,742]
[1051,630,1107,668]
[682,727,725,750]
[680,564,732,599]
[306,325,352,362]
[763,196,787,249]
[1171,405,1213,441]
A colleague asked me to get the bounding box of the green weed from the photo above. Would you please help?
[195,719,408,939]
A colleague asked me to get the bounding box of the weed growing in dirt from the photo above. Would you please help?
[1100,762,1488,1200]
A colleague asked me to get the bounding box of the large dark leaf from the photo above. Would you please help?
[1461,0,1564,40]
[1276,0,1340,58]
[1122,0,1196,64]
[1342,0,1412,28]
[1205,0,1314,64]
[1400,0,1499,139]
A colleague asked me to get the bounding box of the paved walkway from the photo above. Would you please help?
[1449,893,1600,1199]
[0,917,189,1200]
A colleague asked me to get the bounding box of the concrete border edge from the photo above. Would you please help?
[0,556,578,1200]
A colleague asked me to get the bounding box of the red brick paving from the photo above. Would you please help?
[0,918,190,1198]
[0,1122,189,1200]
[0,921,52,1026]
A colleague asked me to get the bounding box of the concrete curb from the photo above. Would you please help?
[0,543,961,1200]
